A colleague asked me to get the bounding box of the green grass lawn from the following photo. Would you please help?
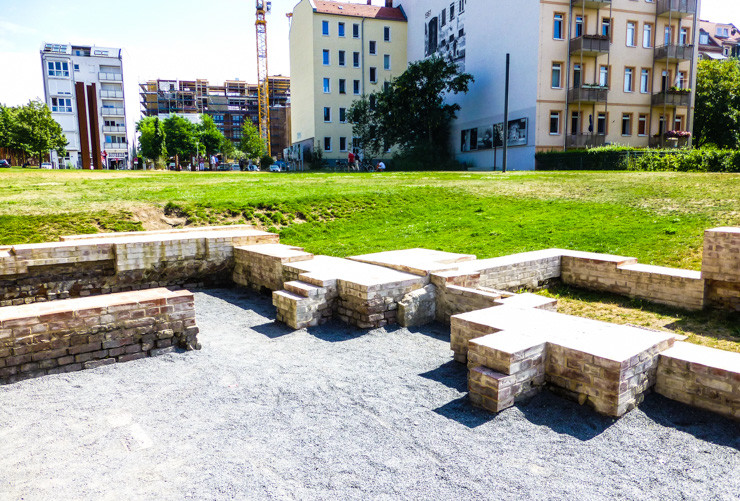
[1,167,738,350]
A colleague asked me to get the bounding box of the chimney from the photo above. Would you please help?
[367,0,371,4]
[385,0,393,6]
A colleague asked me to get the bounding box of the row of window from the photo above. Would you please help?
[104,135,126,144]
[322,136,356,153]
[51,97,72,113]
[551,63,687,93]
[322,49,391,69]
[554,14,691,47]
[322,20,392,42]
[47,61,69,78]
[549,111,684,136]
[323,106,348,123]
[323,72,388,94]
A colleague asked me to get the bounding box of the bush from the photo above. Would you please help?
[260,155,274,168]
[535,145,635,171]
[391,143,468,171]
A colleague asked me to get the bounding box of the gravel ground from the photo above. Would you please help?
[0,288,738,500]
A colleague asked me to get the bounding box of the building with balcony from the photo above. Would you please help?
[139,77,290,157]
[40,43,128,169]
[289,0,408,164]
[698,20,740,60]
[394,0,700,169]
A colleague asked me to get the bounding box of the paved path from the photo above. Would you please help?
[0,288,738,500]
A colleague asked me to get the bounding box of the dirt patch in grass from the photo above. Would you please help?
[539,283,740,353]
[131,205,188,230]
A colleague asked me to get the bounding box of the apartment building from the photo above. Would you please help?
[289,0,408,163]
[395,0,700,169]
[698,20,740,59]
[140,77,291,157]
[40,42,128,169]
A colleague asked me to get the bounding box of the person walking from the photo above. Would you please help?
[347,151,355,172]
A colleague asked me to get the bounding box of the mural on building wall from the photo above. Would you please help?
[461,118,528,152]
[425,0,467,70]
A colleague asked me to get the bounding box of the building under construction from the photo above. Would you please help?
[139,76,290,157]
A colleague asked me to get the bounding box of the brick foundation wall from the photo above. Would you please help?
[0,288,199,384]
[701,228,740,311]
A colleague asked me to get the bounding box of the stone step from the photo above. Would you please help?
[284,280,324,298]
[468,331,547,375]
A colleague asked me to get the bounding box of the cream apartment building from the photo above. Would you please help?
[395,0,700,169]
[289,0,407,164]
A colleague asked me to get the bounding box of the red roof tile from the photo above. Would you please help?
[313,1,406,22]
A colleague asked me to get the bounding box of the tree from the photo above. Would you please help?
[136,116,167,165]
[239,120,265,160]
[198,114,226,161]
[0,105,15,150]
[12,100,67,165]
[162,115,198,162]
[694,58,740,149]
[348,56,473,160]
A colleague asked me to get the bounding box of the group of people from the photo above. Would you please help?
[347,150,385,172]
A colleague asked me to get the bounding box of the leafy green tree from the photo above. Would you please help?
[162,114,198,161]
[348,56,473,159]
[136,116,167,165]
[12,100,67,165]
[694,58,740,149]
[239,120,265,160]
[0,105,16,150]
[198,114,225,160]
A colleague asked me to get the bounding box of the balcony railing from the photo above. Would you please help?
[566,134,606,149]
[569,35,610,56]
[98,72,122,81]
[102,125,126,133]
[101,107,125,116]
[104,142,128,151]
[100,89,123,99]
[568,85,609,103]
[651,90,691,107]
[570,0,611,8]
[657,0,697,17]
[654,44,694,61]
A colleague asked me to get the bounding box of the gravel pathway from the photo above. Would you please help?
[0,288,738,500]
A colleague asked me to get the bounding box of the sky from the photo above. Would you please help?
[1,0,738,138]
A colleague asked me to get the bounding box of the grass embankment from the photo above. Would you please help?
[0,168,737,350]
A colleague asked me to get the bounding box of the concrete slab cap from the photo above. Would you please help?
[287,255,423,288]
[235,243,310,259]
[349,248,477,276]
[619,263,702,279]
[661,341,740,373]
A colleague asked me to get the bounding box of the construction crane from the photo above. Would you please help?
[255,0,271,157]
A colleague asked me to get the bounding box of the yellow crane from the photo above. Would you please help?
[255,0,271,157]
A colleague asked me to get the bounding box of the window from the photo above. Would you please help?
[338,50,346,66]
[324,137,332,152]
[322,20,329,36]
[575,16,583,38]
[339,108,347,123]
[602,18,611,38]
[459,0,465,13]
[383,54,391,70]
[353,23,360,38]
[51,97,72,113]
[699,32,709,44]
[624,68,634,92]
[353,52,360,68]
[339,137,347,152]
[73,64,80,72]
[384,26,391,42]
[47,61,69,77]
[323,78,331,93]
[597,112,607,135]
[338,22,345,37]
[450,2,455,20]
[717,26,729,37]
[573,63,582,88]
[441,8,447,27]
[353,80,360,95]
[627,22,636,47]
[638,114,648,136]
[554,14,564,40]
[599,66,609,87]
[551,63,562,89]
[664,26,672,45]
[104,135,125,144]
[369,41,377,55]
[679,28,688,45]
[323,50,330,65]
[674,115,684,130]
[549,111,561,135]
[571,111,580,135]
[369,67,377,83]
[323,107,331,122]
[640,68,650,93]
[643,23,653,48]
[622,114,632,136]
[339,79,346,94]
[677,71,686,89]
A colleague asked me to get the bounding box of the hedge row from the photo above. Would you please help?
[535,147,740,172]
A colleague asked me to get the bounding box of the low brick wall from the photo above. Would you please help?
[561,251,705,310]
[433,284,505,324]
[656,342,740,421]
[233,244,313,292]
[0,288,199,384]
[702,227,740,311]
[0,226,277,305]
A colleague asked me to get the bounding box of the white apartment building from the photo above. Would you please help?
[40,43,128,169]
